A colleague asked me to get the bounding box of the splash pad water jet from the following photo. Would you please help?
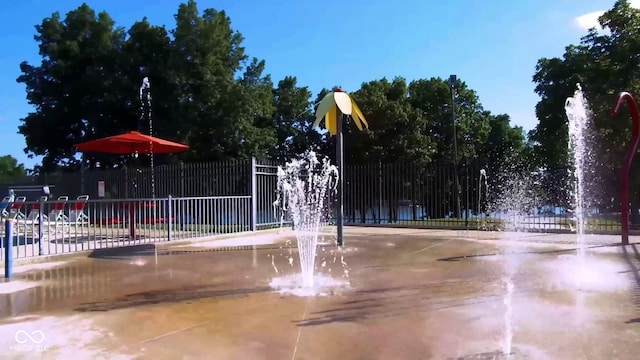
[270,152,350,296]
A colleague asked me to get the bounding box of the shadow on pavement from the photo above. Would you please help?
[74,285,272,312]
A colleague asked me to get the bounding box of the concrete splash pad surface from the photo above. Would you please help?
[0,229,639,359]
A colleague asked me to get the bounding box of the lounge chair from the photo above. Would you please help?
[23,196,48,223]
[0,196,12,218]
[8,196,26,219]
[68,195,89,223]
[46,196,69,223]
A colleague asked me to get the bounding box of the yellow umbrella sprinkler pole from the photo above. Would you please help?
[335,93,345,246]
[314,87,369,246]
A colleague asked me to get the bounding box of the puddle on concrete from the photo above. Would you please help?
[547,254,629,292]
[269,273,350,297]
[0,280,39,294]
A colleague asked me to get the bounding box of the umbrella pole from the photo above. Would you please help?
[150,152,155,199]
[131,154,139,199]
[336,110,345,247]
[129,153,139,239]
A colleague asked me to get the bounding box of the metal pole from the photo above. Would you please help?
[250,158,258,267]
[611,92,640,246]
[167,195,173,241]
[80,154,85,195]
[378,161,383,224]
[336,110,345,246]
[250,157,258,232]
[4,219,13,278]
[465,159,469,229]
[38,196,44,256]
[449,75,461,220]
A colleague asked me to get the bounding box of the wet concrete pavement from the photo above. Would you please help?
[0,228,639,359]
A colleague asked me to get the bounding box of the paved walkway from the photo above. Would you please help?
[0,228,638,359]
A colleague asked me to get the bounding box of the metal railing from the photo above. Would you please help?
[1,196,253,261]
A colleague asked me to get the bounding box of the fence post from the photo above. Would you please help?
[180,162,185,197]
[249,158,258,232]
[4,219,13,278]
[38,196,44,256]
[378,161,383,224]
[167,195,173,241]
[80,155,86,195]
[465,159,469,230]
[412,164,418,221]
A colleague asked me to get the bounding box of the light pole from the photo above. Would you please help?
[448,75,462,220]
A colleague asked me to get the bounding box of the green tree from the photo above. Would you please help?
[0,156,27,179]
[270,76,323,162]
[531,0,640,217]
[121,17,179,162]
[350,77,433,164]
[17,3,127,171]
[479,114,527,172]
[17,1,277,169]
[168,1,275,161]
[530,45,592,206]
[407,77,491,166]
[405,77,497,218]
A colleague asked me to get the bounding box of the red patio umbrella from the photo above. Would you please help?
[75,131,188,238]
[74,131,189,154]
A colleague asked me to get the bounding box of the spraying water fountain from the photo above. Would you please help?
[562,85,622,298]
[139,77,155,198]
[494,175,534,357]
[478,169,489,229]
[269,152,350,296]
[564,84,591,264]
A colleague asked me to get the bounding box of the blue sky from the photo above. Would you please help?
[0,0,625,168]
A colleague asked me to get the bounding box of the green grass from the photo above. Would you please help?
[362,216,623,232]
[347,218,506,231]
[555,217,621,231]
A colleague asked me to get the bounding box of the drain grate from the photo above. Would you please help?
[450,348,520,360]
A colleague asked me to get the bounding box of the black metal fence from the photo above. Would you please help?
[0,159,623,233]
[343,162,478,225]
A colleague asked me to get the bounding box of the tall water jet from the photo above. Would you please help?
[273,152,338,288]
[495,176,528,357]
[478,169,489,229]
[565,84,591,264]
[139,77,155,198]
[492,166,540,356]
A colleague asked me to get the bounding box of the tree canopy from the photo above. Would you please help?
[16,1,526,179]
[0,155,27,179]
[531,0,640,215]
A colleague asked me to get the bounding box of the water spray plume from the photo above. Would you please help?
[610,92,640,246]
[273,152,338,288]
[565,84,591,258]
